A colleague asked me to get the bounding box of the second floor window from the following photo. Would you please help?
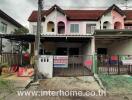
[0,22,7,33]
[70,24,79,33]
[86,24,96,34]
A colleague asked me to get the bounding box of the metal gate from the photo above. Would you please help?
[53,55,93,77]
[97,55,132,75]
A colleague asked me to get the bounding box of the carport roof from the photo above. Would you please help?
[95,29,132,36]
[0,34,35,42]
[95,29,132,45]
[0,34,92,42]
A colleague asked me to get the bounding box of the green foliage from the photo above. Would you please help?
[13,27,29,35]
[22,43,29,51]
[0,63,9,68]
[0,79,15,93]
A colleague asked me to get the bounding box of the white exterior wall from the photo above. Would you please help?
[43,10,57,35]
[108,39,132,55]
[29,22,44,34]
[29,10,98,35]
[0,17,19,52]
[100,12,113,29]
[0,17,18,34]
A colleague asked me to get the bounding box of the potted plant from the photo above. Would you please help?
[1,63,9,73]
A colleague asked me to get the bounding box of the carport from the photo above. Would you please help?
[95,29,132,75]
[95,29,132,55]
[0,34,35,66]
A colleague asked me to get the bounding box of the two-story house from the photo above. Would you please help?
[28,4,132,56]
[0,9,23,52]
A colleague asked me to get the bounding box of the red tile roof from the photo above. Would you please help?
[65,10,104,21]
[124,10,132,20]
[28,5,132,22]
[28,10,105,22]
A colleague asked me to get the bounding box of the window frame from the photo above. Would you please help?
[0,22,7,33]
[70,24,79,33]
[86,24,96,34]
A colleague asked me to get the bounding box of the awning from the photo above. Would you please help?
[0,34,35,42]
[95,29,132,36]
[0,34,92,43]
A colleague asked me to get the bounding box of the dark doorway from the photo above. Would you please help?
[56,48,67,55]
[69,48,79,55]
[97,48,107,55]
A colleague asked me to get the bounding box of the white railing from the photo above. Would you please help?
[41,32,93,36]
[125,26,132,30]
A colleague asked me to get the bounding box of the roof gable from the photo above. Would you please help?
[0,9,23,28]
[45,5,66,16]
[103,4,125,16]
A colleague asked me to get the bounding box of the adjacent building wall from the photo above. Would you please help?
[0,17,19,52]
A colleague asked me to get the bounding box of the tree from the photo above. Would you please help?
[13,27,29,35]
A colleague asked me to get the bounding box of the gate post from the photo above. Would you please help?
[93,53,97,74]
[117,55,120,75]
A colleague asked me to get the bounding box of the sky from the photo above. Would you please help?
[0,0,132,28]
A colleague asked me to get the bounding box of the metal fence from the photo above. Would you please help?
[97,55,132,75]
[53,55,93,77]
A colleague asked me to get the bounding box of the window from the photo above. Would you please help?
[47,21,55,32]
[103,21,110,29]
[0,22,7,33]
[32,25,43,34]
[58,21,65,34]
[86,24,96,33]
[70,24,79,33]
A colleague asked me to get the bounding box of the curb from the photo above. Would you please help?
[93,74,105,91]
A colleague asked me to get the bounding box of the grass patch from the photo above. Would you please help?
[0,78,15,93]
[98,74,132,94]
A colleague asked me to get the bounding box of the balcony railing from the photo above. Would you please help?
[125,26,132,30]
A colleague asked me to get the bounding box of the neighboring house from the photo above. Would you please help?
[0,9,23,52]
[28,4,132,56]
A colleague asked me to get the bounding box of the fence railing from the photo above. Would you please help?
[125,26,132,30]
[0,53,19,65]
[97,55,132,75]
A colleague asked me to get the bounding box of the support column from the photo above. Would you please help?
[91,37,97,74]
[0,37,2,63]
[0,37,2,54]
[91,37,95,55]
